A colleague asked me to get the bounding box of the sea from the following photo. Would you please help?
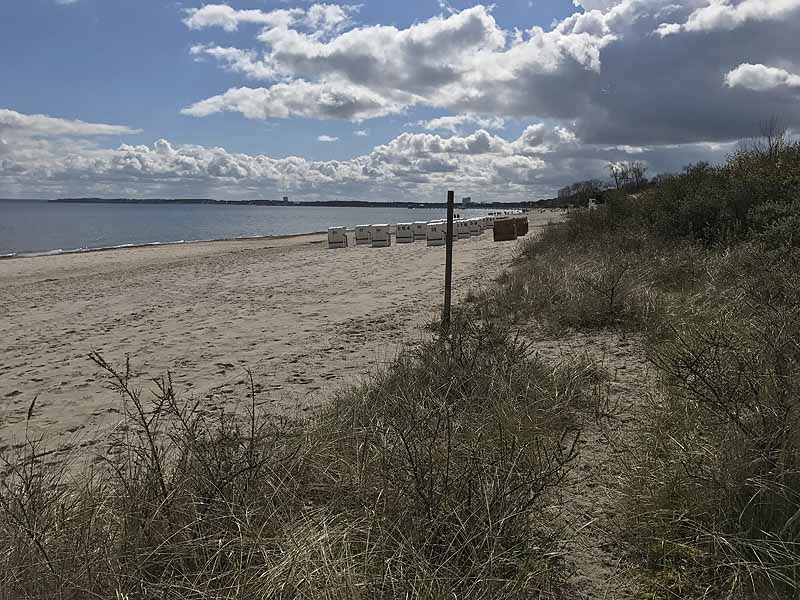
[0,200,492,258]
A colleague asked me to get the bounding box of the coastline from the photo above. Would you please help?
[0,229,328,261]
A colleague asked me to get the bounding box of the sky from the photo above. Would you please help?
[1,0,799,202]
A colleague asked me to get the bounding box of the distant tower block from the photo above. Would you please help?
[369,224,392,248]
[355,224,371,245]
[283,196,289,203]
[412,221,428,240]
[327,226,348,249]
[426,221,446,247]
[462,196,472,207]
[396,223,414,243]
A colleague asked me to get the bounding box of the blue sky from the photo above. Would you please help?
[0,0,575,160]
[1,0,799,201]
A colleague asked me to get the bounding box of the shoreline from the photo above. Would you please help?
[0,208,560,261]
[0,229,328,261]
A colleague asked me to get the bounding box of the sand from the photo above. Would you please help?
[0,210,562,449]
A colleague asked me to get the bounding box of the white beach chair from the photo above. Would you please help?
[395,223,415,243]
[455,219,471,240]
[426,221,446,247]
[355,224,371,245]
[369,224,391,248]
[327,227,348,249]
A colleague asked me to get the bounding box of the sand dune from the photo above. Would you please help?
[0,211,562,450]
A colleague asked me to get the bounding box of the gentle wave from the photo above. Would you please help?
[0,231,326,260]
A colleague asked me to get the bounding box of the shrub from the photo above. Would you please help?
[619,242,800,598]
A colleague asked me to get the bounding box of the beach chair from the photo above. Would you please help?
[395,223,414,243]
[327,227,348,249]
[426,221,446,247]
[355,225,371,245]
[369,224,391,248]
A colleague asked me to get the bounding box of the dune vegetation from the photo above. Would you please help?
[484,126,800,598]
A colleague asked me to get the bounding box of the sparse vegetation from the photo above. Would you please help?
[486,127,800,598]
[0,313,596,599]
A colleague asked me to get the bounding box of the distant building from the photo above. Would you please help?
[462,196,472,206]
[282,196,289,203]
[558,186,571,198]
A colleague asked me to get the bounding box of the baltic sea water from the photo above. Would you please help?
[0,200,491,256]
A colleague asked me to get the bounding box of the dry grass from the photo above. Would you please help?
[0,312,596,599]
[487,137,800,598]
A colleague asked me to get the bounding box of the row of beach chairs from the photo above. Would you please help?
[327,214,529,249]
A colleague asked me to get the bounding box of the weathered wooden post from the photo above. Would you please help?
[442,190,454,331]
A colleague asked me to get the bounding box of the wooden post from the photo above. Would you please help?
[443,190,454,331]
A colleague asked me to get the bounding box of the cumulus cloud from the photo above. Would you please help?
[725,63,800,91]
[182,1,800,146]
[0,109,140,137]
[182,3,358,35]
[2,108,732,202]
[656,0,800,36]
[417,115,506,133]
[183,5,300,32]
[181,81,409,121]
[573,0,625,10]
[184,5,616,122]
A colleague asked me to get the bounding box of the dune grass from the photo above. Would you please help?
[484,134,800,598]
[0,312,598,599]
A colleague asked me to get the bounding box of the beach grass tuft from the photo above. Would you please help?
[0,312,593,599]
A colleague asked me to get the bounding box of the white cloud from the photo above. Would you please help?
[181,81,409,121]
[0,108,740,202]
[183,5,616,122]
[573,0,625,10]
[182,5,301,32]
[657,0,800,36]
[189,45,275,80]
[0,108,620,200]
[317,134,339,142]
[303,4,359,34]
[0,109,140,137]
[417,114,506,133]
[183,3,359,35]
[724,63,800,91]
[354,129,369,136]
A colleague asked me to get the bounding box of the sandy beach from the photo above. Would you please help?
[0,211,562,450]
